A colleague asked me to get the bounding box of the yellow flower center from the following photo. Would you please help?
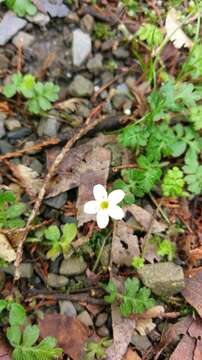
[100,200,109,209]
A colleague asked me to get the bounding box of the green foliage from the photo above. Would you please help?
[162,167,185,197]
[0,190,26,229]
[182,44,202,79]
[0,301,62,360]
[183,151,202,195]
[156,239,176,261]
[3,73,59,114]
[2,0,37,16]
[120,0,137,16]
[189,106,202,130]
[44,223,77,260]
[150,236,176,261]
[131,256,144,269]
[104,278,155,317]
[94,22,114,40]
[84,338,112,360]
[137,23,163,47]
[105,59,118,72]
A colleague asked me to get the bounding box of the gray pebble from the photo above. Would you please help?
[5,118,21,131]
[77,311,93,327]
[113,48,129,59]
[59,300,77,316]
[7,127,32,140]
[68,75,94,97]
[47,273,69,288]
[95,312,108,327]
[72,29,92,67]
[0,140,14,154]
[44,192,68,209]
[0,119,6,139]
[87,54,103,74]
[60,256,87,276]
[97,325,110,337]
[12,31,34,49]
[37,117,59,137]
[80,14,95,33]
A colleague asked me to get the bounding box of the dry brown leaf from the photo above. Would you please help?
[0,334,12,360]
[122,348,142,360]
[165,8,193,49]
[106,276,135,360]
[0,233,16,263]
[8,164,43,197]
[181,270,202,317]
[194,340,202,360]
[55,98,86,112]
[46,135,114,198]
[126,205,167,233]
[40,313,91,360]
[136,306,165,336]
[169,334,195,360]
[111,220,140,266]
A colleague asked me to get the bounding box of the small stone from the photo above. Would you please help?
[80,14,95,33]
[2,263,33,279]
[0,119,6,139]
[97,326,110,337]
[95,313,108,327]
[112,94,127,109]
[30,159,43,174]
[0,53,9,72]
[65,11,79,24]
[101,71,113,84]
[113,48,130,59]
[72,29,92,66]
[101,39,114,51]
[0,12,27,46]
[5,118,21,131]
[7,127,32,140]
[131,331,152,353]
[47,273,69,288]
[77,311,93,327]
[61,215,77,224]
[137,262,185,296]
[59,300,77,316]
[37,117,59,137]
[87,54,103,74]
[27,13,50,26]
[44,192,68,209]
[60,256,87,276]
[0,140,14,154]
[12,31,34,49]
[0,270,6,290]
[68,75,94,97]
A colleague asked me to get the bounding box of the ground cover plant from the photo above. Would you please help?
[0,1,202,360]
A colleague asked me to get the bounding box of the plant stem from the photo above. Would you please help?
[92,231,112,272]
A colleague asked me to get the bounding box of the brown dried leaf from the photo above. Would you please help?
[40,313,91,360]
[182,270,202,317]
[0,234,16,263]
[122,348,142,360]
[112,220,140,266]
[194,340,202,360]
[126,205,167,233]
[136,306,165,336]
[46,135,113,198]
[0,334,12,360]
[165,8,193,49]
[55,98,86,112]
[106,276,135,360]
[169,334,195,360]
[8,164,43,197]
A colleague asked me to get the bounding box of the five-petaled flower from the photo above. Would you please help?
[84,184,125,229]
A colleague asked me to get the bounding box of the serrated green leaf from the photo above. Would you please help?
[27,98,41,114]
[157,239,176,261]
[20,74,35,98]
[6,203,26,219]
[46,243,61,260]
[9,303,27,327]
[0,191,16,205]
[38,97,52,111]
[22,325,39,347]
[162,167,185,197]
[7,326,22,347]
[44,225,61,242]
[104,281,118,304]
[0,299,8,312]
[5,0,37,16]
[6,218,25,229]
[43,82,60,102]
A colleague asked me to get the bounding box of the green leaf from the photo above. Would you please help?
[131,256,144,269]
[9,303,27,327]
[27,98,41,114]
[44,225,61,242]
[118,124,150,150]
[22,325,40,347]
[6,203,26,219]
[61,223,77,254]
[104,281,118,304]
[7,326,22,347]
[3,84,18,98]
[157,239,176,261]
[0,299,8,312]
[20,74,35,98]
[38,97,52,111]
[162,167,185,197]
[6,218,25,229]
[5,0,37,16]
[0,191,16,205]
[43,82,60,102]
[46,243,61,260]
[137,23,163,47]
[189,106,202,130]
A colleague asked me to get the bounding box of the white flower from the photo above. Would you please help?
[84,184,125,229]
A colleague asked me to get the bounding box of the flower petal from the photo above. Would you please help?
[84,200,99,214]
[108,189,125,205]
[96,210,109,229]
[108,204,124,220]
[93,184,108,201]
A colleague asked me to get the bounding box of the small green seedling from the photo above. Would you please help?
[44,223,77,260]
[104,278,155,317]
[84,338,112,360]
[162,167,185,197]
[136,23,163,48]
[132,256,145,269]
[0,190,26,229]
[3,73,60,114]
[150,236,176,261]
[94,22,114,40]
[0,300,62,360]
[1,0,37,16]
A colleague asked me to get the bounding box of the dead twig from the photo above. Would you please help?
[14,103,105,280]
[26,291,106,305]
